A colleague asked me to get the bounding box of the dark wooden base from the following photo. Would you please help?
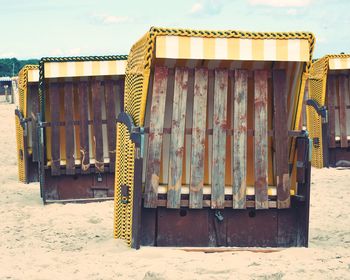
[43,169,115,202]
[27,158,39,183]
[328,147,350,167]
[141,199,309,247]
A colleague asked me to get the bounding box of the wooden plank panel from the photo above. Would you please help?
[339,76,348,148]
[92,79,104,172]
[254,70,269,209]
[167,68,189,208]
[79,81,90,173]
[64,82,75,175]
[30,85,39,162]
[104,80,117,173]
[189,68,208,209]
[232,70,248,209]
[273,70,290,209]
[50,83,61,176]
[144,66,168,208]
[117,79,125,112]
[211,69,228,209]
[328,76,336,148]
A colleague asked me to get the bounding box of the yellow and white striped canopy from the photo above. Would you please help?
[28,69,39,82]
[44,60,127,79]
[329,56,350,70]
[155,36,310,62]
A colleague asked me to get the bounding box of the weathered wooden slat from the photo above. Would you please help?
[104,80,117,173]
[232,70,248,209]
[30,85,39,162]
[117,79,125,112]
[328,76,336,148]
[189,68,208,209]
[64,82,75,175]
[78,81,90,173]
[339,76,348,148]
[92,79,104,172]
[211,69,228,209]
[273,70,290,209]
[254,70,269,209]
[144,66,168,208]
[50,83,61,175]
[167,68,189,208]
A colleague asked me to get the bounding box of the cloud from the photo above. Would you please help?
[188,0,225,16]
[68,48,81,56]
[49,48,81,57]
[0,52,16,58]
[248,0,312,7]
[190,2,204,14]
[91,13,133,25]
[286,8,298,15]
[51,48,63,56]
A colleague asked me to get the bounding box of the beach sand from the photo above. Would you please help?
[0,102,349,280]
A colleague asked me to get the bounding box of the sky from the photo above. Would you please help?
[0,0,349,59]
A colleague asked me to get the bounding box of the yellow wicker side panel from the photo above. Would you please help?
[307,78,324,168]
[114,123,135,246]
[15,116,26,182]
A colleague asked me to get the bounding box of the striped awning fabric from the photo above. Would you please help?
[329,56,350,70]
[155,36,310,62]
[28,69,39,82]
[44,60,127,78]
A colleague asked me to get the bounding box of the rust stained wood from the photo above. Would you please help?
[254,70,269,210]
[328,76,336,148]
[30,85,39,162]
[104,80,117,173]
[117,79,125,112]
[92,79,104,172]
[339,76,348,148]
[232,70,248,209]
[144,66,168,208]
[211,69,228,209]
[50,83,61,176]
[64,82,75,175]
[78,81,90,173]
[167,68,189,208]
[189,68,208,209]
[273,70,290,209]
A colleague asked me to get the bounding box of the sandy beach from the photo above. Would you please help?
[0,102,349,280]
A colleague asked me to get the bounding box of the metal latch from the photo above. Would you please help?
[97,173,103,182]
[215,210,224,222]
[306,99,328,123]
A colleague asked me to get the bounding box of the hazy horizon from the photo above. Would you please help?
[1,0,349,59]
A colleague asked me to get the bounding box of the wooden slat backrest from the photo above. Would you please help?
[167,68,189,208]
[50,83,61,175]
[91,79,104,172]
[78,81,90,173]
[189,68,209,209]
[64,82,75,175]
[161,69,175,186]
[141,67,294,210]
[232,70,248,209]
[144,66,168,208]
[338,76,348,148]
[211,69,228,209]
[105,80,117,173]
[29,84,39,162]
[273,70,290,209]
[254,70,269,210]
[327,76,336,148]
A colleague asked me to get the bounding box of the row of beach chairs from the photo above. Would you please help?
[14,27,349,249]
